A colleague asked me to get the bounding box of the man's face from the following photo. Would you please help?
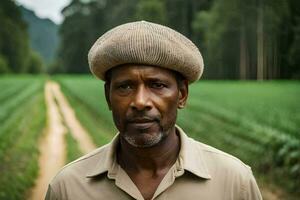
[105,65,188,148]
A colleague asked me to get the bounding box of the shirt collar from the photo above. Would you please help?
[175,125,211,179]
[85,134,120,178]
[86,125,211,180]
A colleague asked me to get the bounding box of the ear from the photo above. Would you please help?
[104,83,112,110]
[178,79,189,109]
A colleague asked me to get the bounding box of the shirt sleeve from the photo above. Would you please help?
[45,184,58,200]
[241,169,263,200]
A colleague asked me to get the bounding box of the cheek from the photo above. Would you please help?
[159,104,178,132]
[156,94,179,122]
[110,98,128,129]
[111,111,122,129]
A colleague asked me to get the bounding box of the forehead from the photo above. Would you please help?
[108,64,177,81]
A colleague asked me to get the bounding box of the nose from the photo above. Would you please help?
[130,85,152,111]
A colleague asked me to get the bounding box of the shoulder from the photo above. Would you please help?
[191,138,251,175]
[49,143,110,186]
[45,144,113,199]
[187,138,262,199]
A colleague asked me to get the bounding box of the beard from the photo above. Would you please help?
[121,121,172,148]
[114,109,177,148]
[122,129,165,148]
[123,132,164,148]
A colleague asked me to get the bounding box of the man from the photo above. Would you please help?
[45,21,262,200]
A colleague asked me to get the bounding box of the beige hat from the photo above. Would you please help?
[88,21,204,83]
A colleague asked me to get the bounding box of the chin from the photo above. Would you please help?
[123,131,164,148]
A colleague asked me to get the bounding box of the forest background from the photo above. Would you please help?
[1,0,300,80]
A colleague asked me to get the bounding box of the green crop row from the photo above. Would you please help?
[55,76,116,147]
[55,76,114,129]
[0,82,41,125]
[0,76,46,200]
[0,83,28,103]
[177,109,264,159]
[65,131,83,163]
[188,81,300,138]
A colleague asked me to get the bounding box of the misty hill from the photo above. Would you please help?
[20,6,59,63]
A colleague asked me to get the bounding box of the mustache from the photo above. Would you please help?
[126,114,160,123]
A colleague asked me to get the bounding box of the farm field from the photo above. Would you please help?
[0,75,299,200]
[0,75,46,200]
[0,77,96,200]
[56,75,300,198]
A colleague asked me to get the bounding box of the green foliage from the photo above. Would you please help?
[54,1,96,73]
[135,0,167,24]
[65,131,83,163]
[56,0,300,79]
[25,51,45,74]
[55,75,116,146]
[0,76,46,200]
[268,135,300,191]
[192,0,300,79]
[19,6,59,64]
[288,15,300,78]
[0,0,31,73]
[55,75,300,195]
[56,0,210,74]
[0,55,10,73]
[0,0,47,74]
[165,0,212,39]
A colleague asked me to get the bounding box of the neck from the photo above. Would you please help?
[117,127,180,173]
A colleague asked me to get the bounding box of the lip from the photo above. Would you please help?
[127,117,156,123]
[127,121,155,129]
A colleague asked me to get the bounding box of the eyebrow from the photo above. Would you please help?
[112,79,134,85]
[146,77,171,83]
[117,77,171,83]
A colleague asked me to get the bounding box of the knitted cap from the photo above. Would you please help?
[88,21,204,83]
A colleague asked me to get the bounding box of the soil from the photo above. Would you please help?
[261,187,282,200]
[52,82,96,154]
[27,81,96,200]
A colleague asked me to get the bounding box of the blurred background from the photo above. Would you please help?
[0,0,300,79]
[0,0,299,200]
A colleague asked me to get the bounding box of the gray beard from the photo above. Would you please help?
[123,131,164,148]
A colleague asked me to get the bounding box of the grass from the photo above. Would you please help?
[0,75,46,200]
[65,131,83,163]
[54,75,300,197]
[55,75,116,147]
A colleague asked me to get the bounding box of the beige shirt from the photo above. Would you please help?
[45,126,262,200]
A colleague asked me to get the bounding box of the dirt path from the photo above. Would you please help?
[28,82,67,200]
[28,81,96,200]
[261,187,282,200]
[52,82,96,153]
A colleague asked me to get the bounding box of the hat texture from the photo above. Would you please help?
[88,21,204,82]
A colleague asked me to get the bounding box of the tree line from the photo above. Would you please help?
[1,0,299,79]
[54,0,300,79]
[0,0,44,74]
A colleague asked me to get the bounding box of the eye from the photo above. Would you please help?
[151,82,166,89]
[112,81,134,94]
[118,84,132,90]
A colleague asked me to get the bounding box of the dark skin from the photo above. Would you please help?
[105,64,188,200]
